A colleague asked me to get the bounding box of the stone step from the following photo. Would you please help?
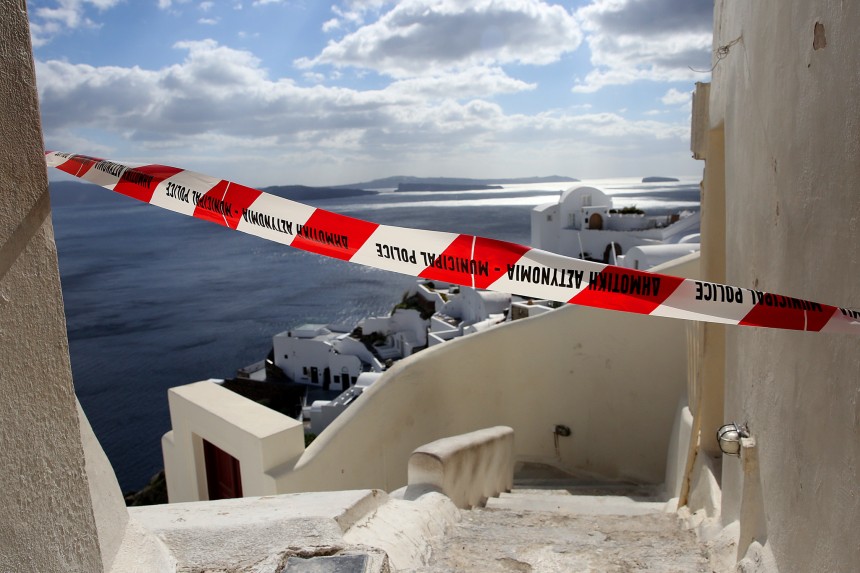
[486,490,667,516]
[421,494,707,572]
[281,553,384,573]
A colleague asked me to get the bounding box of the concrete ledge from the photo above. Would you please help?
[407,426,514,509]
[129,489,387,571]
[343,490,460,571]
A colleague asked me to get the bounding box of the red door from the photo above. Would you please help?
[203,439,243,500]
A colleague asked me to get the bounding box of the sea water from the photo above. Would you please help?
[51,177,699,492]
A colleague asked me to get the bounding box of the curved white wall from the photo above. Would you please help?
[272,256,700,493]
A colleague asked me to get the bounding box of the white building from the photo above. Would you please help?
[308,372,382,435]
[272,324,381,392]
[509,298,563,321]
[357,308,428,360]
[8,2,860,571]
[531,185,700,266]
[426,282,511,346]
[621,243,702,271]
[269,282,517,392]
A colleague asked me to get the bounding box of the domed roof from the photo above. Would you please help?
[559,185,611,207]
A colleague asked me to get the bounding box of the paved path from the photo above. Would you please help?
[414,486,709,573]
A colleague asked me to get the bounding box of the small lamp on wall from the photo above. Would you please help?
[716,422,750,456]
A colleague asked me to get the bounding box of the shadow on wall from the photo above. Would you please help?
[270,255,701,494]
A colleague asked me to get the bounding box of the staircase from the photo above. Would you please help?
[487,485,667,516]
[416,480,708,573]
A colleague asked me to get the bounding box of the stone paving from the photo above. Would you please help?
[414,486,710,573]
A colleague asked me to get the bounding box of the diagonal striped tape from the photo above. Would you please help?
[44,151,860,335]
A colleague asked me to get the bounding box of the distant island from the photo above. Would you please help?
[49,173,579,205]
[396,183,503,192]
[338,175,579,190]
[263,185,376,201]
[48,180,377,206]
[642,176,680,183]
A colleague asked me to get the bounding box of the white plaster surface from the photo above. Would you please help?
[343,490,460,571]
[268,256,698,495]
[685,451,721,521]
[163,380,305,502]
[0,3,104,570]
[662,400,693,502]
[486,490,666,516]
[107,518,177,573]
[77,401,131,572]
[130,490,387,571]
[418,487,707,572]
[407,426,514,509]
[688,1,860,571]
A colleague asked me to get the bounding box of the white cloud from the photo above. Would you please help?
[573,0,711,92]
[158,0,172,8]
[44,129,114,156]
[198,17,219,25]
[661,87,691,106]
[387,67,534,100]
[321,19,340,33]
[199,1,214,11]
[29,0,123,46]
[302,71,326,83]
[324,0,394,30]
[297,0,582,78]
[36,38,692,184]
[158,0,193,9]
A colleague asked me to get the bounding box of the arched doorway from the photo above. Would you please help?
[588,212,603,230]
[603,243,622,264]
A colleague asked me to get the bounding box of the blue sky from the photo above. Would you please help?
[30,0,713,186]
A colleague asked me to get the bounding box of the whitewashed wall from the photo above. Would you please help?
[687,1,860,570]
[270,256,699,493]
[163,380,304,503]
[0,5,106,570]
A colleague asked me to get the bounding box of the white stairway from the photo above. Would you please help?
[415,483,708,573]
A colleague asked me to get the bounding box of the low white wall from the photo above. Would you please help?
[662,399,694,505]
[408,426,514,509]
[510,302,554,320]
[428,329,458,346]
[163,380,304,502]
[271,255,699,494]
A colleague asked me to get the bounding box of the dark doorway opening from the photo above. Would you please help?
[203,439,243,500]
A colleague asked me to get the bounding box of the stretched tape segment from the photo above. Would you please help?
[45,152,860,335]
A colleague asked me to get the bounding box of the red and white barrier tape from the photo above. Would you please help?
[45,151,860,335]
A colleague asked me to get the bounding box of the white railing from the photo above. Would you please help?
[407,426,514,509]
